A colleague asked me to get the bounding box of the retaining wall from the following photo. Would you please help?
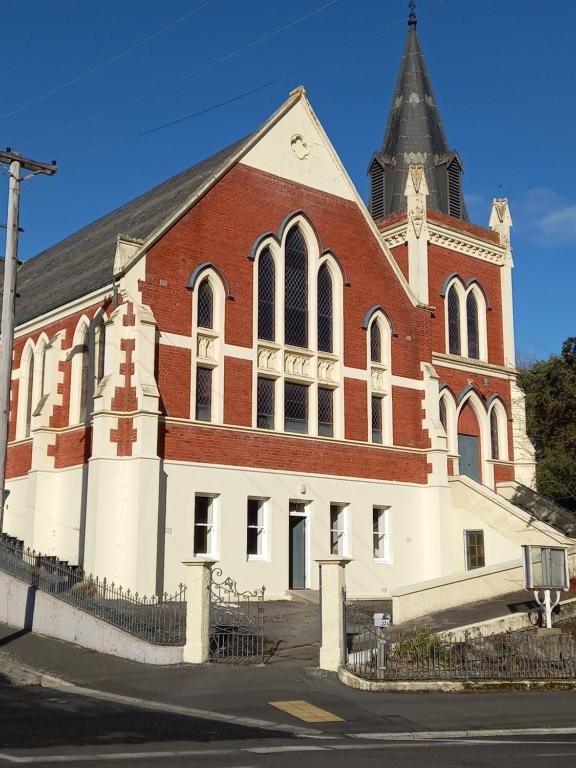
[0,569,183,665]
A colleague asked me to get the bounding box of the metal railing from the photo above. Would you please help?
[209,567,265,663]
[345,603,576,681]
[0,536,186,645]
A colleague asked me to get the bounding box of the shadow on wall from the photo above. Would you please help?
[0,584,36,646]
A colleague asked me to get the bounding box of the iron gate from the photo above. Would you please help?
[209,567,265,663]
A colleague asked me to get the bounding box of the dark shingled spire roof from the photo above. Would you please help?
[369,7,468,220]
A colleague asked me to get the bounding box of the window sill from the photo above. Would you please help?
[247,555,268,562]
[373,558,390,564]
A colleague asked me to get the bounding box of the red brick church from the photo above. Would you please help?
[2,10,567,602]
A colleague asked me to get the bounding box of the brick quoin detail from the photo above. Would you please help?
[123,302,136,327]
[112,338,137,412]
[110,418,137,457]
[47,427,92,469]
[6,441,32,479]
[159,422,431,484]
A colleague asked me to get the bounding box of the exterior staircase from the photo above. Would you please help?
[497,481,576,539]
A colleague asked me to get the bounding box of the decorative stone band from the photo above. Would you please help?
[380,223,508,266]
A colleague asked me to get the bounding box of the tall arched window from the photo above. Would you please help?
[197,278,213,330]
[79,328,89,421]
[39,343,48,398]
[439,396,447,432]
[447,285,461,355]
[467,292,479,360]
[97,317,106,384]
[25,354,34,438]
[258,249,275,341]
[370,322,382,363]
[317,263,333,353]
[490,407,499,460]
[284,226,308,348]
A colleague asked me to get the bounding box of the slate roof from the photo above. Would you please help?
[10,134,252,327]
[372,22,468,219]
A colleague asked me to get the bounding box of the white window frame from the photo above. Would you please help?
[16,339,35,440]
[247,497,268,560]
[373,505,390,562]
[193,494,217,557]
[487,399,509,462]
[330,502,348,556]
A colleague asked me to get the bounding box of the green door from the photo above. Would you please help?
[458,434,480,482]
[289,516,306,589]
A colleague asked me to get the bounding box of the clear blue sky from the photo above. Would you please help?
[0,0,572,362]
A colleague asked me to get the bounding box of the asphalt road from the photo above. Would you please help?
[1,675,576,767]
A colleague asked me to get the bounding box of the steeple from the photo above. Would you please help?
[369,3,467,221]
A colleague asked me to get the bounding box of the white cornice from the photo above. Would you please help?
[427,222,506,265]
[432,352,516,380]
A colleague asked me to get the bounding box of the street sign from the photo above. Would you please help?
[373,612,391,628]
[523,546,569,590]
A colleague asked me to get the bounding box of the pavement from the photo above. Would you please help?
[2,592,576,765]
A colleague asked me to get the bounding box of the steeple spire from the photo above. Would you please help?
[368,12,467,221]
[408,0,417,29]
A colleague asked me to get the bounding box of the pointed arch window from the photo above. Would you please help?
[317,263,333,353]
[447,285,461,355]
[490,407,500,461]
[197,278,214,330]
[439,396,447,432]
[97,318,106,384]
[25,354,34,438]
[467,292,480,360]
[370,322,382,363]
[79,328,90,421]
[258,249,275,341]
[284,226,308,348]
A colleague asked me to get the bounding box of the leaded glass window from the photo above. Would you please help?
[195,366,212,422]
[284,227,308,348]
[467,292,479,359]
[318,387,333,437]
[317,264,333,353]
[439,396,447,432]
[97,318,106,383]
[490,408,499,460]
[25,354,34,438]
[447,285,461,355]
[257,377,275,430]
[370,322,382,363]
[258,249,275,341]
[197,278,213,330]
[79,329,89,421]
[372,395,383,444]
[284,381,308,434]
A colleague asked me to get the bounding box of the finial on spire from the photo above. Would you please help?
[408,0,417,28]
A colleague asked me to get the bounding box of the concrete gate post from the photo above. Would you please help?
[316,556,352,671]
[182,559,216,664]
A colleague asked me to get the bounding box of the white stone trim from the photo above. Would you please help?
[14,285,113,338]
[428,222,507,265]
[432,352,512,379]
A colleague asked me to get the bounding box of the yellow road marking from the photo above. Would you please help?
[269,700,344,723]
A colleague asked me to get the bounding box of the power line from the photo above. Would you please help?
[62,0,449,163]
[20,0,339,149]
[0,0,219,123]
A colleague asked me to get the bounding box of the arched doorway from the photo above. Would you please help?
[458,400,481,482]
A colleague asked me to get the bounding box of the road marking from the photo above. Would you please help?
[269,700,343,723]
[352,727,576,740]
[42,680,320,737]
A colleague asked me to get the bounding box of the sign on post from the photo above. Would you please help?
[523,546,569,629]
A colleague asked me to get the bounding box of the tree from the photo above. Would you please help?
[517,337,576,511]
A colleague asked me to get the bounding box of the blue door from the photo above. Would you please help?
[289,516,306,589]
[458,434,480,482]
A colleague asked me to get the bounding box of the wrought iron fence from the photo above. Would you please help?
[345,603,576,681]
[0,535,186,645]
[209,567,265,663]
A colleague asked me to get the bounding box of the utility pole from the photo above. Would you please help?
[0,150,57,534]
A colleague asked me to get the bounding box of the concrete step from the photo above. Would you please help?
[286,589,320,605]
